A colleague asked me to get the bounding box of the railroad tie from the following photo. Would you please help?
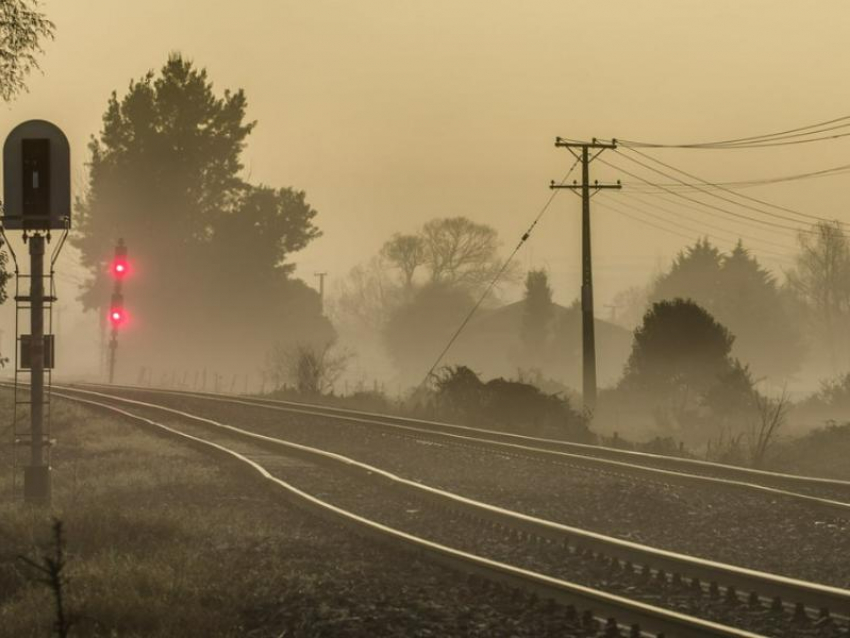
[747,591,760,609]
[603,617,621,637]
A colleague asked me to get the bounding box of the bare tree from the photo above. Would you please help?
[332,256,403,332]
[786,220,850,368]
[748,388,790,468]
[381,233,425,290]
[0,0,54,102]
[266,341,352,395]
[421,217,508,291]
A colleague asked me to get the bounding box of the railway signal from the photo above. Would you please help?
[2,119,72,505]
[108,239,129,383]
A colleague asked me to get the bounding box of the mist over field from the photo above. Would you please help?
[2,3,850,637]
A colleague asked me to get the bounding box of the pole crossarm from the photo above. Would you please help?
[550,182,622,190]
[554,137,619,150]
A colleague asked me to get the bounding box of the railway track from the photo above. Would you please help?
[72,382,850,517]
[38,384,850,637]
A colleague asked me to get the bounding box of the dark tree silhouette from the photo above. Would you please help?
[73,55,332,373]
[621,298,735,399]
[433,365,591,440]
[651,238,802,379]
[652,239,723,309]
[716,242,804,377]
[520,269,555,364]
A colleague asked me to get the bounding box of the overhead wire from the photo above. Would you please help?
[605,193,795,259]
[611,148,835,229]
[595,196,795,265]
[417,159,581,390]
[619,146,848,228]
[616,191,796,252]
[621,162,850,191]
[621,188,804,240]
[596,155,821,236]
[594,198,695,242]
[617,115,850,149]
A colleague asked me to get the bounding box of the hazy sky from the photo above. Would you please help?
[3,0,850,318]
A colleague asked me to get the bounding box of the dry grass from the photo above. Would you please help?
[0,393,580,638]
[0,397,379,637]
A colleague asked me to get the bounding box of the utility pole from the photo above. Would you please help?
[314,272,328,315]
[550,138,621,413]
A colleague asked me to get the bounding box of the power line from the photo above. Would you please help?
[606,193,796,258]
[620,146,848,228]
[622,188,802,240]
[594,198,697,242]
[596,155,822,236]
[595,198,795,265]
[616,115,850,149]
[622,161,850,191]
[417,159,581,389]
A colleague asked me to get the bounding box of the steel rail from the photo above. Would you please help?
[41,388,774,638]
[50,384,850,622]
[71,382,850,518]
[76,382,850,493]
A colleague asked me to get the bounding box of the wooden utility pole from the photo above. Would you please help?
[550,138,621,413]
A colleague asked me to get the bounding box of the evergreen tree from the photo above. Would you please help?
[73,55,332,373]
[621,298,735,399]
[520,269,555,364]
[652,238,723,309]
[650,238,802,379]
[717,242,803,378]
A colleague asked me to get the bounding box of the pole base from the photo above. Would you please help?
[23,466,51,504]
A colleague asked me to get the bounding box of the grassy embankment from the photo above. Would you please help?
[0,394,564,637]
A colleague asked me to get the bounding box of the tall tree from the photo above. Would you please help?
[520,269,555,364]
[785,220,850,369]
[381,233,425,290]
[621,298,735,400]
[650,238,802,379]
[73,55,331,373]
[715,242,804,378]
[0,0,53,102]
[651,238,723,309]
[420,217,505,291]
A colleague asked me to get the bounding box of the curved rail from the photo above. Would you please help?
[42,387,775,638]
[52,384,850,623]
[72,382,850,518]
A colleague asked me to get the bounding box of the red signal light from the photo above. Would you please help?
[111,258,129,278]
[108,307,127,327]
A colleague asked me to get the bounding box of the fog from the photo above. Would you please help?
[2,0,850,429]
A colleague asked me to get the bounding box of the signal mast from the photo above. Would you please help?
[108,239,129,384]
